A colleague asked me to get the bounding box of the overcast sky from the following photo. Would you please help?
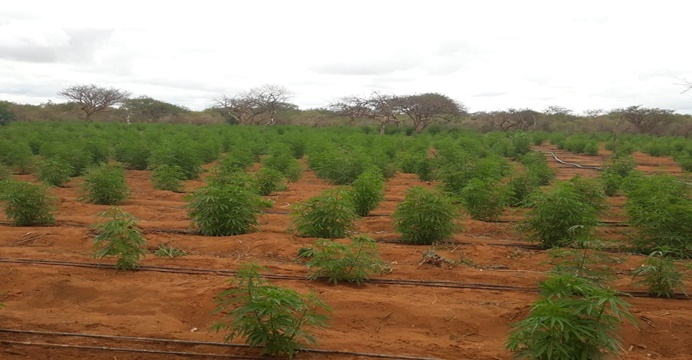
[1,0,691,114]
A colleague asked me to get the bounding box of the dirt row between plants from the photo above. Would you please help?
[1,148,690,359]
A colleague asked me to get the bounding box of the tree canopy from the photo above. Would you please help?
[58,84,130,121]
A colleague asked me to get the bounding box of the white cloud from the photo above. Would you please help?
[0,0,691,115]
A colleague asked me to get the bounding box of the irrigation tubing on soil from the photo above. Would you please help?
[0,328,443,360]
[1,257,689,300]
[543,151,602,170]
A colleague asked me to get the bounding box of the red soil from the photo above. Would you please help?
[1,148,690,359]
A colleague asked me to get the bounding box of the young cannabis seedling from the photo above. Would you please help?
[506,275,636,360]
[632,251,687,298]
[300,235,386,285]
[547,238,620,282]
[213,264,330,358]
[92,208,146,270]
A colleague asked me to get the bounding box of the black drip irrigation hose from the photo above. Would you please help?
[0,328,442,360]
[1,257,688,300]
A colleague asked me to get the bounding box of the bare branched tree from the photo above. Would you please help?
[58,84,130,121]
[472,108,538,132]
[215,84,293,125]
[328,92,400,135]
[396,93,465,132]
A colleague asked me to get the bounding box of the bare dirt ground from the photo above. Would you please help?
[1,145,690,360]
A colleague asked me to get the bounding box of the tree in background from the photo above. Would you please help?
[396,93,465,132]
[329,92,401,135]
[471,108,538,132]
[612,106,676,135]
[215,84,293,125]
[0,101,17,126]
[58,84,131,121]
[122,96,190,123]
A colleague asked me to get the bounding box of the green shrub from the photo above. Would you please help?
[625,175,692,257]
[255,167,287,196]
[0,164,10,181]
[207,166,259,193]
[0,141,35,174]
[600,172,621,197]
[82,164,129,205]
[414,157,437,182]
[393,187,460,244]
[566,175,607,212]
[221,147,257,171]
[290,188,358,238]
[151,164,186,192]
[300,235,386,285]
[187,184,267,236]
[0,181,56,226]
[603,155,637,178]
[92,208,146,270]
[506,173,539,207]
[114,141,151,170]
[149,142,203,180]
[459,178,508,221]
[41,143,92,176]
[675,154,692,172]
[349,168,385,216]
[632,251,687,298]
[519,152,555,186]
[213,264,330,358]
[263,150,302,182]
[520,182,599,248]
[583,142,599,156]
[507,275,635,360]
[600,155,637,196]
[37,159,74,187]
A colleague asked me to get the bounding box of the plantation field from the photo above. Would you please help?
[0,124,691,359]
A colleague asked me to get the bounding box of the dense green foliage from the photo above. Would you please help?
[459,178,508,221]
[393,187,460,244]
[186,184,267,236]
[37,159,74,187]
[507,275,635,360]
[151,164,186,192]
[0,180,56,225]
[349,168,385,216]
[213,264,330,358]
[624,174,692,257]
[290,189,358,238]
[82,164,130,205]
[255,167,287,196]
[520,181,600,248]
